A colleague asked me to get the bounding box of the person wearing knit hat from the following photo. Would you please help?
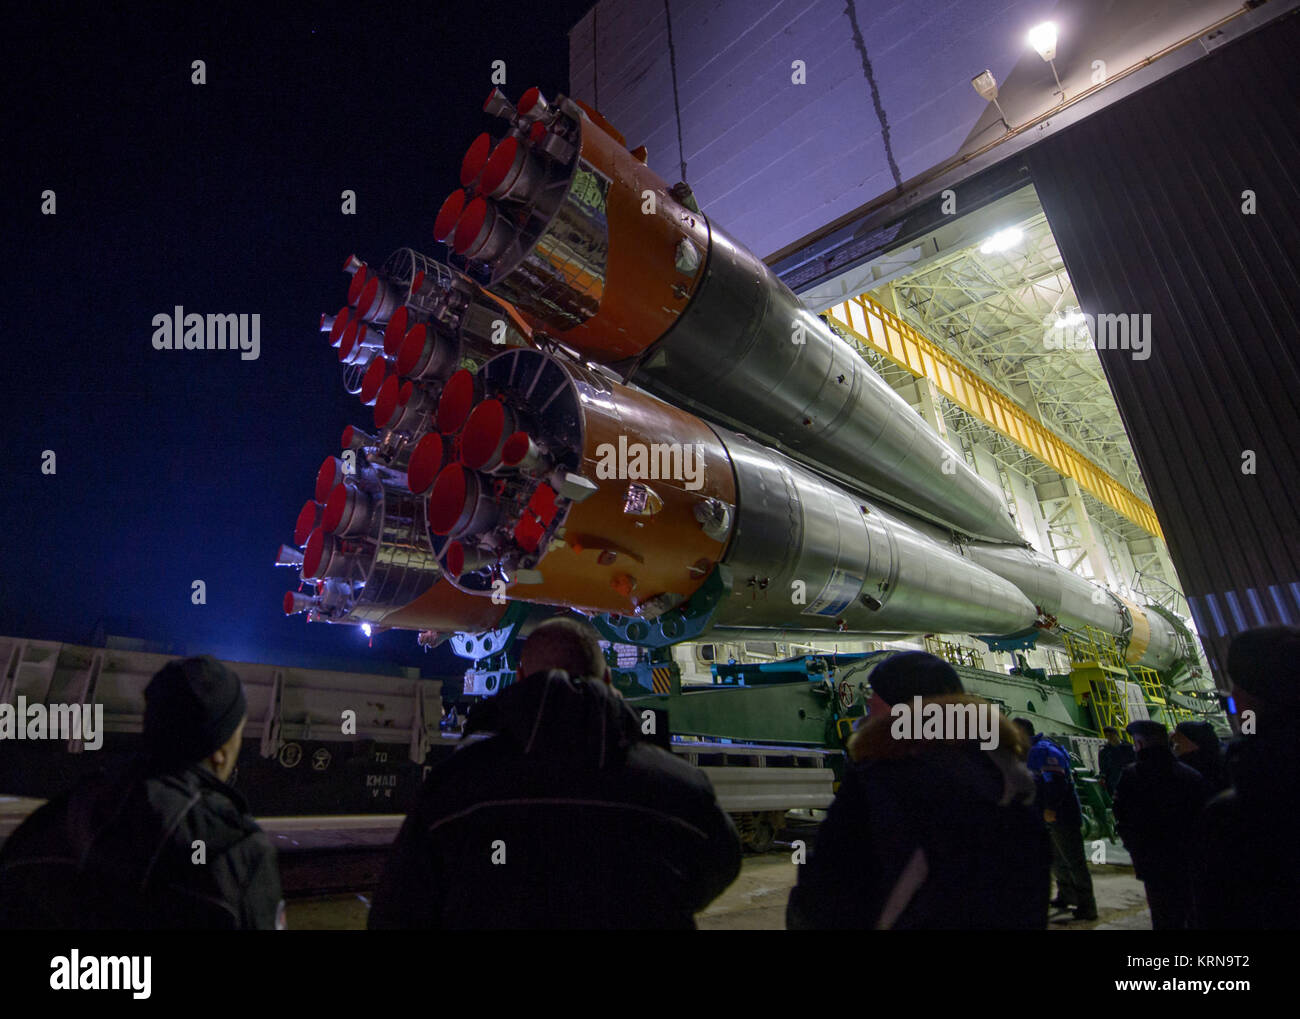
[1193,626,1300,929]
[0,654,282,930]
[143,655,248,778]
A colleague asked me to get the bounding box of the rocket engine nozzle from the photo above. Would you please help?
[284,590,317,615]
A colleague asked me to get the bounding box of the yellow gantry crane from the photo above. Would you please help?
[823,293,1163,539]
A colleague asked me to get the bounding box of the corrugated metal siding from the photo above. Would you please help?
[1026,12,1300,682]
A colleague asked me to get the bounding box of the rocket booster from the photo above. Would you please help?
[448,88,1022,545]
[426,347,1038,640]
[275,88,1187,674]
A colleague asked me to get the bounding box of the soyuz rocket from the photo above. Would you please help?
[277,87,1183,675]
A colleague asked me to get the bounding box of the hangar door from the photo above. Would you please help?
[1026,11,1300,683]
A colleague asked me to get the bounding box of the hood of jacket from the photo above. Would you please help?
[848,693,1037,808]
[464,669,642,770]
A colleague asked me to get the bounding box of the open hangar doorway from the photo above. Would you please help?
[782,11,1299,686]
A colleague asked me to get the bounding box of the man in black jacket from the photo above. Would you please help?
[1098,726,1136,797]
[1192,625,1300,928]
[1112,719,1207,930]
[368,617,741,929]
[787,652,1049,929]
[0,655,283,929]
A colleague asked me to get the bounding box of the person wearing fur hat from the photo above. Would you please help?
[0,655,283,929]
[786,651,1049,929]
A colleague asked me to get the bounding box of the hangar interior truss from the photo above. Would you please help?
[812,188,1194,634]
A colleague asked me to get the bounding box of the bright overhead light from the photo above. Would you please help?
[979,227,1023,254]
[1028,22,1058,62]
[1027,22,1064,101]
[361,622,373,638]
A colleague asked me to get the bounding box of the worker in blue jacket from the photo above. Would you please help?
[1014,719,1098,922]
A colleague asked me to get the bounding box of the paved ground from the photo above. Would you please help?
[286,852,1153,930]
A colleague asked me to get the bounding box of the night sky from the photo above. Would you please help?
[4,2,594,675]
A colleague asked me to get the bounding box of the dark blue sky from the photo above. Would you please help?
[3,1,593,675]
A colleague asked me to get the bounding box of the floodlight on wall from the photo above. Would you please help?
[1027,22,1057,60]
[1028,22,1064,101]
[971,69,1010,131]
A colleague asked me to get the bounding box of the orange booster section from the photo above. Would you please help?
[439,87,709,361]
[376,578,507,633]
[424,348,736,617]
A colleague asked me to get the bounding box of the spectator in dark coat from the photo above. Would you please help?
[0,656,282,930]
[1192,625,1300,929]
[1015,718,1098,923]
[1172,720,1229,795]
[1098,726,1136,796]
[787,652,1049,929]
[1112,719,1208,930]
[368,617,741,929]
